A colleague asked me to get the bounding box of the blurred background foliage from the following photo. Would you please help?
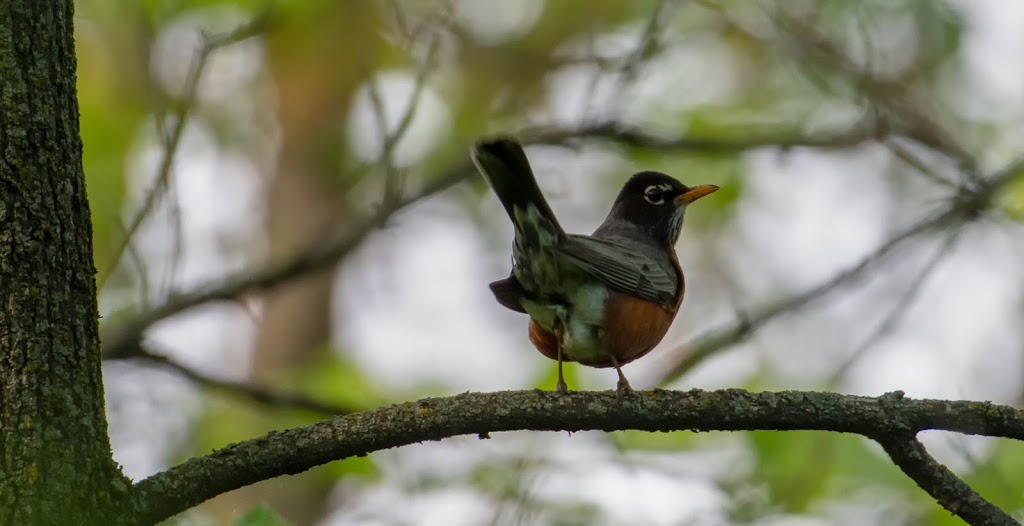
[79,0,1024,524]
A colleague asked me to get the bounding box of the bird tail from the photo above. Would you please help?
[471,138,565,241]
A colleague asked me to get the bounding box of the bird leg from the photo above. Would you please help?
[610,355,632,397]
[556,344,568,394]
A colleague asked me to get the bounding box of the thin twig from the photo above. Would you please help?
[133,346,354,415]
[162,175,185,296]
[96,13,271,291]
[706,1,981,185]
[986,156,1024,190]
[826,231,961,384]
[771,9,980,181]
[377,38,440,205]
[601,0,678,117]
[656,152,1024,385]
[884,137,962,191]
[101,160,474,359]
[97,48,206,292]
[522,119,879,152]
[655,205,963,385]
[115,217,152,308]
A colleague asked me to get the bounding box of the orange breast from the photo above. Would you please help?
[586,292,678,367]
[588,250,685,367]
[528,319,560,362]
[525,293,683,368]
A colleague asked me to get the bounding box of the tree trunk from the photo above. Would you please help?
[0,2,129,524]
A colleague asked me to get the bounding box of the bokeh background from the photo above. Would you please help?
[79,0,1024,524]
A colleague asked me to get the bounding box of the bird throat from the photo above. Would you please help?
[665,206,686,246]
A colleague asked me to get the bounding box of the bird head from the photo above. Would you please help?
[606,171,719,246]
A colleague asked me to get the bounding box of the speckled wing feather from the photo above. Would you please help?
[558,235,679,308]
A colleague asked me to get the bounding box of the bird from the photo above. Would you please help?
[471,137,718,395]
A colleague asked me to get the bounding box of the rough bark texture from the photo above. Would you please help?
[878,434,1017,526]
[0,1,130,524]
[133,388,1024,525]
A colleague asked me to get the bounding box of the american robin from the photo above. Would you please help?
[472,137,718,394]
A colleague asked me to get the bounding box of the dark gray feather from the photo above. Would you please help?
[558,235,679,307]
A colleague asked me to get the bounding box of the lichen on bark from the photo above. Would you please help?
[0,1,131,524]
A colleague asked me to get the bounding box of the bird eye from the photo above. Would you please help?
[643,185,665,205]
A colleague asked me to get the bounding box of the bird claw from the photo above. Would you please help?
[615,378,633,398]
[556,379,569,394]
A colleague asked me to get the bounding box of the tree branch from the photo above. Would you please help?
[129,345,354,415]
[877,433,1018,526]
[101,122,877,358]
[771,9,979,175]
[100,158,472,359]
[132,389,1024,525]
[654,205,961,385]
[655,154,1024,385]
[826,231,961,384]
[524,120,879,152]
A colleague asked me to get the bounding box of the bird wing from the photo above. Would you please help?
[559,235,679,307]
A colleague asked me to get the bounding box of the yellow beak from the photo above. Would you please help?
[674,184,720,205]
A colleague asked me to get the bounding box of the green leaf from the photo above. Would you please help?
[963,439,1024,515]
[996,172,1024,221]
[320,454,379,482]
[747,431,837,512]
[296,350,387,411]
[609,429,696,451]
[233,503,293,526]
[535,360,578,392]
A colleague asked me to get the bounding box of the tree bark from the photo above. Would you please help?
[134,389,1024,526]
[0,2,129,524]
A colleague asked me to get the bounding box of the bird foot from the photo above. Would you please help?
[615,378,633,398]
[556,379,569,394]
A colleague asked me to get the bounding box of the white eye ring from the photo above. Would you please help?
[643,185,665,205]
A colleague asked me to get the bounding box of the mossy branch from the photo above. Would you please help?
[132,388,1023,525]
